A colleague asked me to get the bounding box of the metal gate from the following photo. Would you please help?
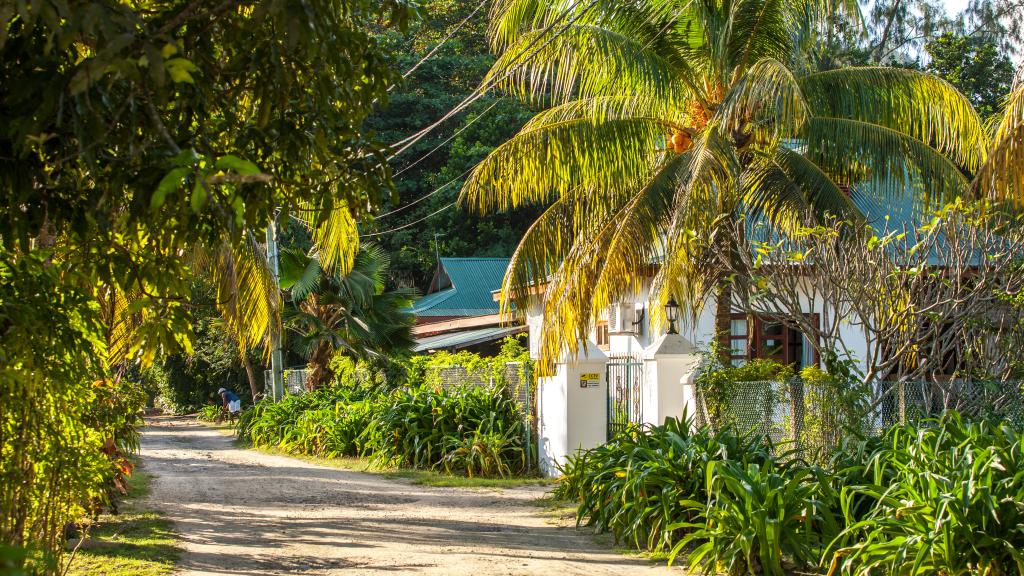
[606,354,644,440]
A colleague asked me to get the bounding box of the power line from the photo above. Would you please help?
[360,201,457,237]
[364,0,666,235]
[377,165,475,219]
[386,0,602,159]
[393,99,501,179]
[397,0,489,83]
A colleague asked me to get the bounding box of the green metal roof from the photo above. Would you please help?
[413,325,526,352]
[411,257,510,317]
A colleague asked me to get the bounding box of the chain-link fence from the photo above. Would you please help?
[421,361,536,472]
[422,362,534,416]
[263,368,310,398]
[694,378,1024,456]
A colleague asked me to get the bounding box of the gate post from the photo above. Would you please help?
[536,342,608,476]
[643,333,701,426]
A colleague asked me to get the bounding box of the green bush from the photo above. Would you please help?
[364,384,525,474]
[827,413,1024,576]
[553,416,776,553]
[673,460,838,575]
[196,405,222,422]
[1,252,147,573]
[235,358,530,478]
[556,411,1024,575]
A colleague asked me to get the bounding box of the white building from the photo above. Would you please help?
[520,276,874,476]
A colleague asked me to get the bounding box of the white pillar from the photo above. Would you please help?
[537,343,608,476]
[643,333,701,426]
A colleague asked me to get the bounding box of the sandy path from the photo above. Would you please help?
[140,416,679,576]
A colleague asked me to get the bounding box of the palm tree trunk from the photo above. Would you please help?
[715,279,733,363]
[241,353,261,401]
[307,343,333,390]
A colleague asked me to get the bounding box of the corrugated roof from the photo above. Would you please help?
[411,257,510,317]
[413,325,526,352]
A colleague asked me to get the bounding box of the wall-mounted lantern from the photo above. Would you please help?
[666,298,679,335]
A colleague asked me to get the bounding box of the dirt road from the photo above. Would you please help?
[140,416,678,575]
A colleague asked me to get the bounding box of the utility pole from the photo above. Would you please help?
[266,209,284,401]
[433,232,445,267]
[432,232,445,291]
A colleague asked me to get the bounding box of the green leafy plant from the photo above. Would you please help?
[235,352,531,478]
[825,413,1024,576]
[554,416,775,553]
[672,460,838,575]
[196,405,222,422]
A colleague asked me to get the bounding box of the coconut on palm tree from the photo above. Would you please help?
[460,0,1013,373]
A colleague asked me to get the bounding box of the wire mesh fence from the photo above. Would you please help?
[263,368,310,397]
[421,361,536,472]
[422,362,534,417]
[693,378,1024,456]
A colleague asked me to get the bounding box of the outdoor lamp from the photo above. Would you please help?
[666,298,679,335]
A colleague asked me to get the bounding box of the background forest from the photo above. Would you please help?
[369,0,1020,292]
[157,0,1021,411]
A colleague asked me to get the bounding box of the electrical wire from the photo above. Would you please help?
[360,201,457,237]
[376,165,475,219]
[386,0,602,158]
[393,99,501,179]
[397,0,489,83]
[372,7,675,226]
[365,1,674,235]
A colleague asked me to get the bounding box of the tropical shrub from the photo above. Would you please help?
[196,405,222,422]
[554,416,775,553]
[363,384,525,474]
[673,460,839,575]
[1,252,147,573]
[789,362,872,462]
[826,413,1024,575]
[556,410,1024,575]
[236,356,530,478]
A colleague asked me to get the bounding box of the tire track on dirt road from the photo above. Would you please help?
[140,416,680,576]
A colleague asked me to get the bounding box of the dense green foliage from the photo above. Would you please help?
[142,296,260,413]
[1,2,413,571]
[283,244,416,389]
[237,340,533,478]
[365,0,536,289]
[924,33,1015,119]
[556,413,1024,575]
[829,414,1024,575]
[552,417,775,553]
[0,253,146,573]
[238,382,527,478]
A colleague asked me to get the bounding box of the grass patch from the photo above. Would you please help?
[382,469,554,488]
[65,465,178,576]
[248,441,554,488]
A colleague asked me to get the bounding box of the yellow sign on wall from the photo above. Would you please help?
[579,373,600,388]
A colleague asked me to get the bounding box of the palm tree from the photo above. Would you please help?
[461,0,996,373]
[283,244,416,390]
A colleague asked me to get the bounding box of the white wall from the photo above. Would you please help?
[536,342,608,475]
[527,277,874,476]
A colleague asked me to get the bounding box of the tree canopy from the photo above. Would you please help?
[925,32,1015,118]
[462,0,1020,373]
[1,1,413,569]
[1,0,415,362]
[363,0,537,290]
